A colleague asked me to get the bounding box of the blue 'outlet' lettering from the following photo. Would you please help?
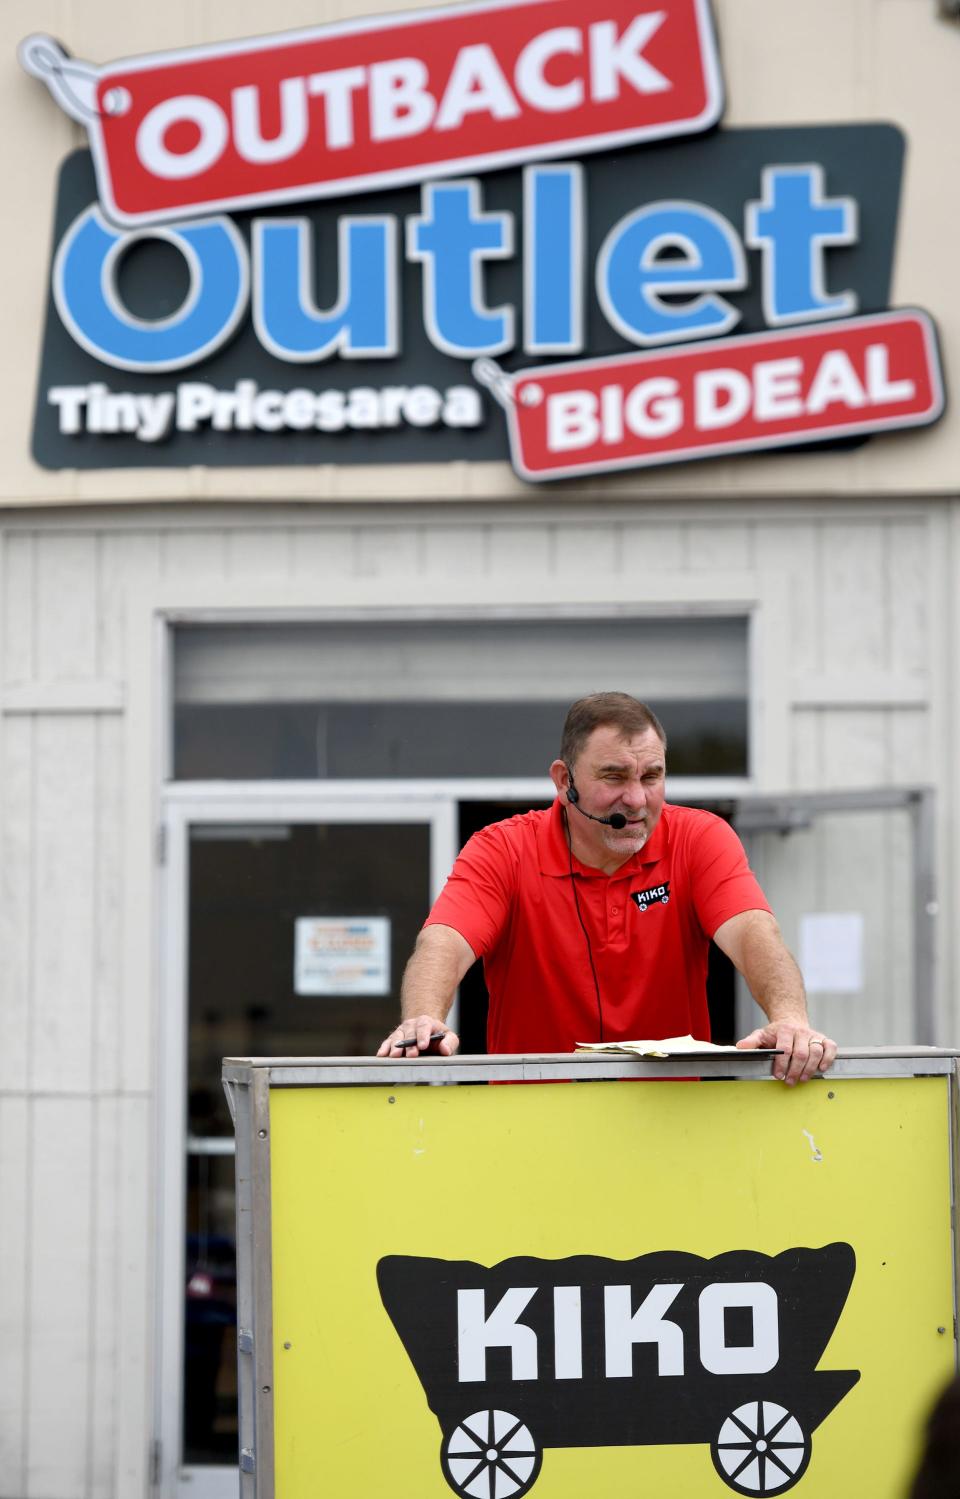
[597,202,746,346]
[53,208,248,372]
[407,181,514,356]
[524,165,583,353]
[745,164,858,325]
[253,216,397,360]
[51,165,865,374]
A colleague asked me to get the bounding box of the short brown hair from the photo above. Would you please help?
[561,693,666,767]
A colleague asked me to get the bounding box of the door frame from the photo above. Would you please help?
[155,785,458,1499]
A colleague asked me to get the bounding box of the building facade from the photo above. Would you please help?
[1,1,959,1496]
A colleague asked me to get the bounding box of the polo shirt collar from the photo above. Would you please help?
[539,797,671,877]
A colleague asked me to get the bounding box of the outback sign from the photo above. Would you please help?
[20,0,945,477]
[20,0,722,223]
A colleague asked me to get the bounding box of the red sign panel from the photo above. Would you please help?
[21,0,722,227]
[491,311,944,481]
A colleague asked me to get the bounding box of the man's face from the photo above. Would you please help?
[555,724,667,859]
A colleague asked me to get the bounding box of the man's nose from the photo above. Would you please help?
[621,780,648,809]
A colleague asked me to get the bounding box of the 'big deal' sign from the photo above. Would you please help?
[20,0,722,226]
[475,312,944,481]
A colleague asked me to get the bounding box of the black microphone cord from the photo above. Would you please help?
[563,807,605,1041]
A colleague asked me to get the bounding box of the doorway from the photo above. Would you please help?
[157,792,456,1498]
[156,781,765,1498]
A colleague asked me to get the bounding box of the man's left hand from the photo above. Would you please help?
[736,1021,837,1084]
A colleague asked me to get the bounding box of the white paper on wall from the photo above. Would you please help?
[799,912,864,994]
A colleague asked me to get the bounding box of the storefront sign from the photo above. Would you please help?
[20,0,721,224]
[482,310,943,480]
[22,5,946,479]
[29,126,917,469]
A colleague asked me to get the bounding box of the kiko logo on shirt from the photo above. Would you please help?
[631,882,671,913]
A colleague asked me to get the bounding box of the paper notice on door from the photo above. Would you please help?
[294,916,390,996]
[799,912,864,994]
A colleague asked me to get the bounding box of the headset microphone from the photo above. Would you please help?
[565,775,628,830]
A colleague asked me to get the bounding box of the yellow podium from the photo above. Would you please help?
[222,1049,959,1499]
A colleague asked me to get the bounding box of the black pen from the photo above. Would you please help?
[397,1031,447,1049]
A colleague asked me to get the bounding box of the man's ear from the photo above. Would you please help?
[549,759,570,799]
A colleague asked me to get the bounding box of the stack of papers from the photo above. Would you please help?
[575,1033,761,1058]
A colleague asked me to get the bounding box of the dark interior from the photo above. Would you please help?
[182,796,738,1462]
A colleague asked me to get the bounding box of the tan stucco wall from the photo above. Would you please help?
[1,0,958,504]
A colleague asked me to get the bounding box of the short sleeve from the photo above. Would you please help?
[423,824,519,957]
[686,813,772,938]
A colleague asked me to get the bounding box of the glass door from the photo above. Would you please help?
[157,792,456,1499]
[732,788,936,1047]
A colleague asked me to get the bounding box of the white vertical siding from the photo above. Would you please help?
[88,1097,120,1499]
[754,525,821,676]
[96,534,163,685]
[820,525,887,673]
[0,1095,29,1499]
[92,719,124,1097]
[31,717,98,1094]
[486,523,555,581]
[112,1098,152,1499]
[421,525,490,581]
[788,708,824,790]
[225,529,293,579]
[287,526,359,583]
[686,521,755,571]
[2,524,134,1499]
[886,521,930,677]
[621,521,686,572]
[2,533,35,683]
[0,497,950,1498]
[355,525,423,580]
[160,529,227,581]
[0,716,32,1092]
[554,524,619,575]
[36,537,99,684]
[26,1099,94,1499]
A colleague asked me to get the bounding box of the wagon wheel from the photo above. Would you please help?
[440,1408,542,1499]
[711,1400,811,1495]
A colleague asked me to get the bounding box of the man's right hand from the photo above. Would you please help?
[377,1017,460,1057]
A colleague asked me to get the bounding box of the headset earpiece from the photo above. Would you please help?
[566,767,579,804]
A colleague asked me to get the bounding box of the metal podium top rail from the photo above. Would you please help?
[222,1046,960,1089]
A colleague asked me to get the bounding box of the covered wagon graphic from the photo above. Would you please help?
[631,881,670,912]
[377,1244,859,1497]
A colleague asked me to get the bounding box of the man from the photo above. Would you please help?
[378,692,836,1084]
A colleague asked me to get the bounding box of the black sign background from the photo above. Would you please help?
[377,1245,860,1452]
[32,125,904,469]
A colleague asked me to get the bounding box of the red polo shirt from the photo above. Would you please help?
[425,801,771,1053]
